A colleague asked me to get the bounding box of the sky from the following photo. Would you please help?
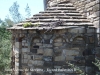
[0,0,44,20]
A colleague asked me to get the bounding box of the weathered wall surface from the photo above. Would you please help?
[45,0,100,29]
[72,0,100,30]
[12,27,97,75]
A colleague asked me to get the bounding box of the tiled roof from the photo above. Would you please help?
[8,1,93,30]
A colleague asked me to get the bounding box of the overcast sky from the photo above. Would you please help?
[0,0,44,20]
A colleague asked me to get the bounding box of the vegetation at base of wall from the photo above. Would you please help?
[92,58,100,70]
[66,62,85,75]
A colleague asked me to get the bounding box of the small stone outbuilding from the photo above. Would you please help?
[8,0,98,75]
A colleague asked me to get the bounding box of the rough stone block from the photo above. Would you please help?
[43,56,53,62]
[24,43,28,46]
[23,54,28,59]
[55,56,65,61]
[70,47,80,50]
[43,49,53,56]
[15,42,20,48]
[54,38,63,43]
[29,30,36,33]
[15,58,19,62]
[22,40,26,43]
[54,66,62,69]
[43,44,53,47]
[15,72,19,75]
[15,53,19,58]
[28,60,33,66]
[22,42,25,46]
[63,50,79,56]
[28,55,31,60]
[36,43,42,46]
[33,39,40,43]
[15,62,19,67]
[14,47,19,53]
[32,60,44,66]
[69,28,85,33]
[93,21,99,28]
[85,1,96,8]
[26,72,31,75]
[54,43,63,47]
[66,56,74,60]
[88,11,100,18]
[93,4,99,12]
[22,48,28,52]
[34,55,43,60]
[37,49,44,54]
[94,17,100,21]
[23,59,28,63]
[57,30,66,34]
[87,28,96,33]
[55,73,65,75]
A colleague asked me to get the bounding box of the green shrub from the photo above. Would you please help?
[23,22,32,28]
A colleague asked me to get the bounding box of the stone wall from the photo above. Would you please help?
[72,0,100,29]
[12,27,97,75]
[45,0,100,29]
[20,29,77,75]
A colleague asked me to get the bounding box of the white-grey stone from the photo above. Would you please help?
[54,43,63,47]
[14,47,19,53]
[66,56,74,60]
[36,43,42,46]
[63,49,79,56]
[43,49,53,56]
[23,59,28,63]
[15,62,19,67]
[34,55,43,60]
[23,54,28,59]
[54,38,63,43]
[15,53,19,58]
[32,60,44,66]
[93,21,99,28]
[22,48,28,52]
[55,56,65,61]
[33,39,40,43]
[37,49,44,54]
[15,42,20,48]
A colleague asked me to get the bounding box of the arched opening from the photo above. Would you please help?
[30,36,42,54]
[72,36,86,48]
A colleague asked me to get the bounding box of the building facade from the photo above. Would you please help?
[8,0,100,75]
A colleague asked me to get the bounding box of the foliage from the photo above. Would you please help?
[25,3,31,18]
[0,21,11,75]
[0,18,2,23]
[0,20,11,75]
[23,22,32,28]
[92,58,100,70]
[9,1,23,23]
[66,62,85,75]
[23,22,40,28]
[5,17,14,27]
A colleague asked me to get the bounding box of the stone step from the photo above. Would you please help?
[39,10,79,13]
[34,13,82,17]
[31,16,87,19]
[17,22,93,27]
[54,3,73,7]
[25,19,90,23]
[46,7,76,10]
